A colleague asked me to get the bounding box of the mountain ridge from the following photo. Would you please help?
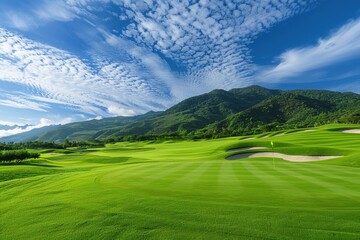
[1,85,359,143]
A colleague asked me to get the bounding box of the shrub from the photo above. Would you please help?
[0,150,40,163]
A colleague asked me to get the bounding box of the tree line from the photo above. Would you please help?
[0,150,40,163]
[1,140,105,151]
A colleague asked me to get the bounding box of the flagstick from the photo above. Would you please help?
[271,141,275,168]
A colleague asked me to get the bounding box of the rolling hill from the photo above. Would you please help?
[2,85,359,143]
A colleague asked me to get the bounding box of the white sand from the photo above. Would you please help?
[226,152,341,162]
[227,146,266,152]
[301,130,315,133]
[341,129,360,134]
[240,137,255,140]
[273,133,285,137]
[287,129,314,134]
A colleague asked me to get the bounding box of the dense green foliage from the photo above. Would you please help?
[0,140,104,150]
[338,113,360,124]
[200,91,357,136]
[0,150,40,163]
[0,141,63,150]
[63,139,105,148]
[1,124,360,239]
[2,86,359,143]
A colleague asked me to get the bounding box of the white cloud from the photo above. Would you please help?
[6,12,37,31]
[116,0,315,90]
[84,115,103,121]
[35,1,77,22]
[95,29,182,100]
[4,0,78,31]
[63,0,315,96]
[0,0,317,120]
[0,117,73,138]
[0,28,169,116]
[0,94,50,112]
[258,17,360,82]
[107,106,136,117]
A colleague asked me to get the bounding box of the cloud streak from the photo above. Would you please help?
[59,0,317,95]
[116,0,315,90]
[258,17,360,82]
[0,27,169,116]
[0,117,72,138]
[0,0,317,124]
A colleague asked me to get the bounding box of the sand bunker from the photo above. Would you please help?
[226,152,341,162]
[227,146,266,152]
[341,129,360,134]
[274,133,285,137]
[300,130,315,133]
[239,137,255,140]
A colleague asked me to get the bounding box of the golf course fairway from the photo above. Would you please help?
[1,124,360,239]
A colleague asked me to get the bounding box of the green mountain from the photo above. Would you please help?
[1,111,160,143]
[2,85,359,143]
[99,85,279,137]
[201,90,360,136]
[200,92,337,136]
[0,125,59,143]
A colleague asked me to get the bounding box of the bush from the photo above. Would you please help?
[0,141,64,150]
[0,150,40,163]
[338,113,360,124]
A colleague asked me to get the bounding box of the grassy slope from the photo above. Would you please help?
[1,124,360,239]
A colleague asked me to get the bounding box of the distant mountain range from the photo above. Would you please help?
[1,85,359,143]
[0,124,30,131]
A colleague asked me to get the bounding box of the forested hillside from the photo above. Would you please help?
[2,86,359,143]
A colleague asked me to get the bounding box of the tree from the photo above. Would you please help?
[63,139,71,149]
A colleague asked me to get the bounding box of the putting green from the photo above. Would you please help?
[1,124,360,239]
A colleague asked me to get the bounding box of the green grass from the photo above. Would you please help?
[1,124,360,239]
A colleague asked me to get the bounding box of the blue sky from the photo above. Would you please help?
[0,0,360,136]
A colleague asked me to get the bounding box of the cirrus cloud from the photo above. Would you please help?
[0,0,317,123]
[0,117,72,138]
[257,17,360,82]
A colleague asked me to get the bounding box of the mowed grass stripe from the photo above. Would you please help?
[106,161,172,178]
[171,161,212,188]
[230,161,263,185]
[141,162,197,185]
[291,164,360,196]
[100,162,178,185]
[311,163,360,176]
[192,162,223,190]
[244,160,303,196]
[283,164,360,201]
[217,161,242,193]
[256,161,308,196]
[148,162,203,188]
[273,164,340,197]
[307,163,360,179]
[268,164,332,198]
[286,164,360,193]
[241,160,273,191]
[296,164,360,186]
[0,175,55,202]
